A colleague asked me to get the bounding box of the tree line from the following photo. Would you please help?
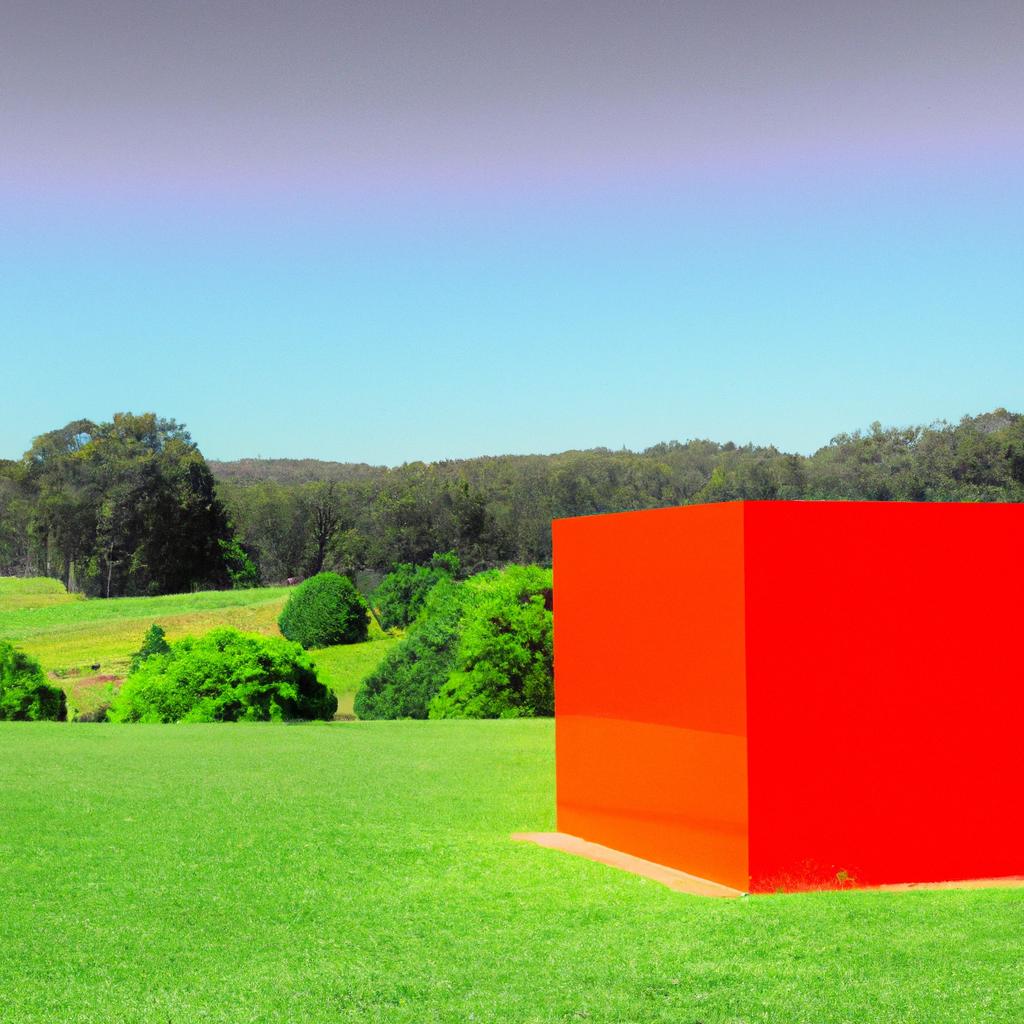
[2,408,1022,593]
[213,408,1024,581]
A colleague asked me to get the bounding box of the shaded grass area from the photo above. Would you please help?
[1,720,1021,1023]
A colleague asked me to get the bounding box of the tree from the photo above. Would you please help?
[13,413,236,596]
[219,538,261,589]
[372,551,460,630]
[303,481,345,576]
[129,624,171,673]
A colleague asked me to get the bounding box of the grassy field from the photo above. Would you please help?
[0,720,1020,1023]
[0,578,398,716]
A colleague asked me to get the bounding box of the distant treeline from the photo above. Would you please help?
[212,408,1024,581]
[3,409,1022,593]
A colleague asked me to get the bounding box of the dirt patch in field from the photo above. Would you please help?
[55,672,123,721]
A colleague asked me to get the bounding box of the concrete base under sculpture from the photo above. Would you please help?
[513,832,1024,898]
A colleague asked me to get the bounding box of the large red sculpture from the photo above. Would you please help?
[553,500,1024,893]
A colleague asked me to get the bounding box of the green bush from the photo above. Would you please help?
[355,577,468,719]
[429,566,553,719]
[0,641,67,721]
[355,565,553,720]
[278,572,369,649]
[373,552,460,630]
[108,627,337,723]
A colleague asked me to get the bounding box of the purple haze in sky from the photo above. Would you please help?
[4,0,1021,198]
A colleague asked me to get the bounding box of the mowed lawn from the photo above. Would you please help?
[0,578,400,715]
[1,721,1022,1024]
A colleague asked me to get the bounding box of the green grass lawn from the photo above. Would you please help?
[0,578,399,717]
[1,720,1021,1023]
[308,637,403,716]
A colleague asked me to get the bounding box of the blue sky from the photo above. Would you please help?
[1,2,1021,464]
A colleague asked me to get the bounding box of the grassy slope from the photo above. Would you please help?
[307,637,403,716]
[0,579,293,674]
[0,720,1020,1024]
[0,578,397,715]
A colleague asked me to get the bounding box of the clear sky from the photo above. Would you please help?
[1,1,1021,464]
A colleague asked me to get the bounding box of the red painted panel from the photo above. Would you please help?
[553,503,749,890]
[557,715,749,889]
[744,501,1024,891]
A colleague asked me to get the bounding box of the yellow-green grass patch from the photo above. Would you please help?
[0,584,292,676]
[0,576,86,611]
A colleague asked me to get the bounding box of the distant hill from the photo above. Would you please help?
[208,458,385,484]
[205,410,1024,577]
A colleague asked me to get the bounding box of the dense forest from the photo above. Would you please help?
[2,409,1022,593]
[210,408,1024,581]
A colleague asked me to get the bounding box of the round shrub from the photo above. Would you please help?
[0,640,67,721]
[278,572,369,649]
[108,627,337,723]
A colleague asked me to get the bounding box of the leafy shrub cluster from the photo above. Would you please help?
[0,641,67,721]
[108,627,337,723]
[278,572,369,649]
[355,565,553,720]
[355,577,468,719]
[372,552,460,630]
[429,565,553,719]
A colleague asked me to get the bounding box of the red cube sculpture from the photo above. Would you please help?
[553,500,1024,893]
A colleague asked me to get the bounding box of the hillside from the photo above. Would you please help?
[208,458,386,484]
[0,578,399,719]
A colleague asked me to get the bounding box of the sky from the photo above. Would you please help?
[1,0,1021,464]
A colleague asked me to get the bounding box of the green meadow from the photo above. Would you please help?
[2,578,1022,1022]
[0,578,399,716]
[1,720,1021,1024]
